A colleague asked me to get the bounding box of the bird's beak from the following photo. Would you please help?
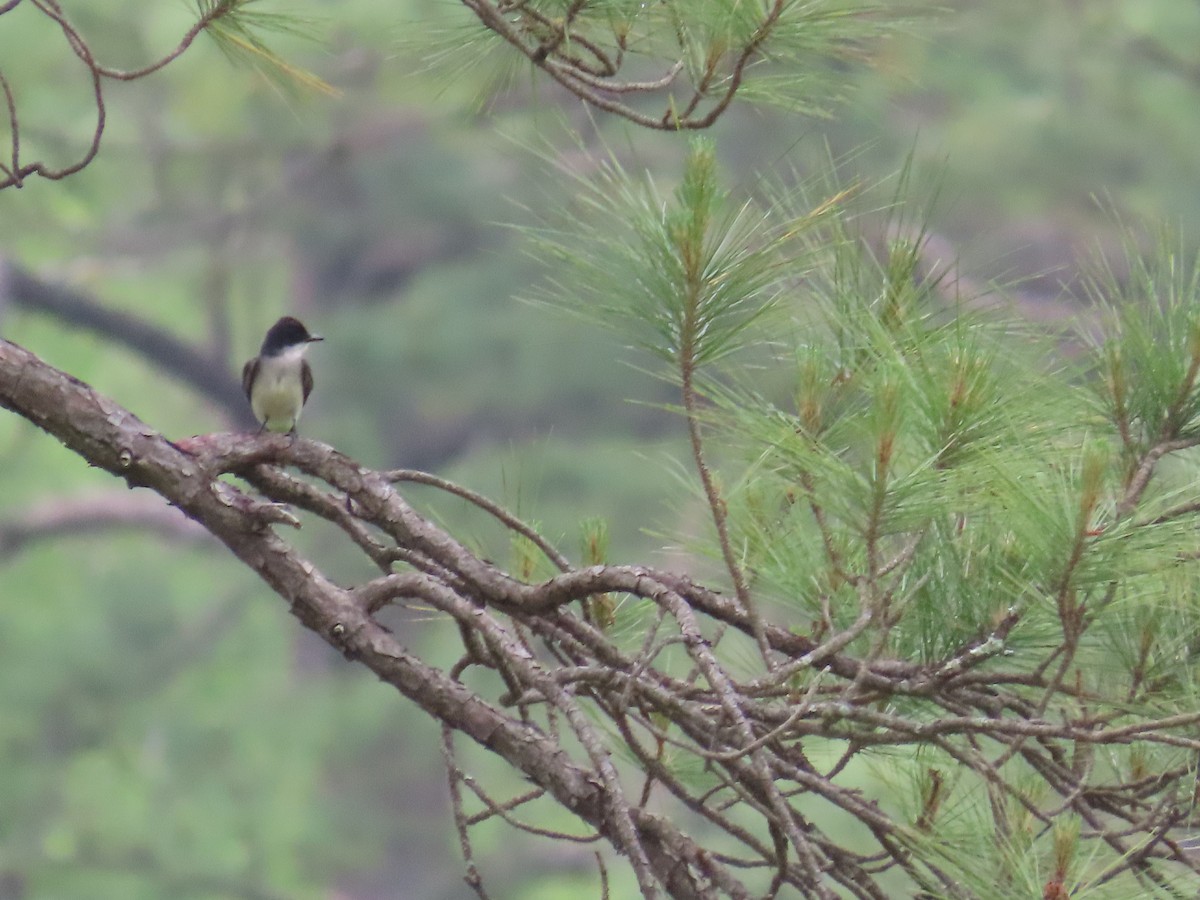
[309,334,324,342]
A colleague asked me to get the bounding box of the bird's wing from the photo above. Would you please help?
[241,358,258,402]
[301,359,314,404]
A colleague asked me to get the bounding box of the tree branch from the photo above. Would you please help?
[5,334,1200,897]
[0,260,250,423]
[0,491,211,558]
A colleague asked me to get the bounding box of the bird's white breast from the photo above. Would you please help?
[251,346,307,432]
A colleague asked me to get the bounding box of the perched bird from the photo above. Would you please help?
[242,316,323,434]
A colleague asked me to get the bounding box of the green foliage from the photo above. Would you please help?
[559,159,1200,892]
[501,119,1200,892]
[1083,227,1200,456]
[528,136,842,380]
[415,0,907,127]
[193,0,335,97]
[0,539,395,899]
[10,0,1200,896]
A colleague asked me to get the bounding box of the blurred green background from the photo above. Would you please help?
[2,0,1199,896]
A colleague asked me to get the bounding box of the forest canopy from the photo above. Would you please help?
[4,2,1200,899]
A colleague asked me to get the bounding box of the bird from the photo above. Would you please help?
[242,316,323,434]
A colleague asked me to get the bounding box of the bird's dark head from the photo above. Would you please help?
[261,316,323,355]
